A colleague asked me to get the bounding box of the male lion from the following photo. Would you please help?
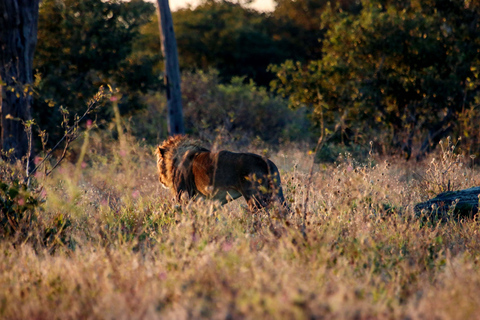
[155,135,287,211]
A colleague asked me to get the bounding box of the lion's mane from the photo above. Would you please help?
[155,135,206,189]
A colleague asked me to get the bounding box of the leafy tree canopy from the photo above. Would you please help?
[170,0,292,85]
[34,0,160,141]
[272,0,480,158]
[272,0,361,61]
[169,0,360,84]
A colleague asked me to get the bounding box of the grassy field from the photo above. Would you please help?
[1,134,480,319]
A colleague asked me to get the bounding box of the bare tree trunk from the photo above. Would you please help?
[156,0,185,136]
[0,0,39,160]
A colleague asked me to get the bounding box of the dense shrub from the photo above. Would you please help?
[182,70,310,144]
[272,0,480,159]
[0,158,72,248]
[129,70,311,145]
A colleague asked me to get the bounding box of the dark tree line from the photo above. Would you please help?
[2,0,480,160]
[29,0,330,146]
[34,0,160,143]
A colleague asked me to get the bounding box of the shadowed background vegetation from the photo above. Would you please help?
[32,0,480,158]
[1,0,480,318]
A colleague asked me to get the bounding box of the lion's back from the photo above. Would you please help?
[211,151,280,186]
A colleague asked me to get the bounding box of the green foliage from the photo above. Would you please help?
[128,69,310,144]
[43,213,73,249]
[270,2,320,65]
[139,0,357,86]
[171,0,290,85]
[271,0,361,61]
[0,179,39,238]
[0,159,41,239]
[272,0,480,158]
[34,0,159,143]
[0,161,75,249]
[181,70,310,144]
[170,0,359,85]
[315,142,371,163]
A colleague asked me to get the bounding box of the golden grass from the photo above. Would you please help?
[1,134,480,319]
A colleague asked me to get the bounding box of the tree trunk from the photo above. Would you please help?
[0,0,39,160]
[414,186,480,218]
[156,0,185,136]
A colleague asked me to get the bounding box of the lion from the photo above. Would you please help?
[155,135,287,212]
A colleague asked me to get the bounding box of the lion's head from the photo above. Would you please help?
[155,135,205,189]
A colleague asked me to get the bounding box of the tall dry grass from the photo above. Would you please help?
[1,134,480,319]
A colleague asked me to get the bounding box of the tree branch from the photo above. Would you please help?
[25,86,109,183]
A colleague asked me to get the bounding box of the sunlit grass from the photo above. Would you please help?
[1,134,480,319]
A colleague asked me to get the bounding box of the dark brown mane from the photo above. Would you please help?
[155,135,207,188]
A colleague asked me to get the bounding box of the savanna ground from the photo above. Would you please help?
[1,132,480,320]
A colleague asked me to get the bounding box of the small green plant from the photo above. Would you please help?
[0,86,113,246]
[0,154,43,241]
[0,177,40,238]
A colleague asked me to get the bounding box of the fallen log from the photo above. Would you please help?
[414,186,480,218]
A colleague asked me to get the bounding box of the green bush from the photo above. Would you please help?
[130,69,311,145]
[0,161,40,239]
[182,70,310,144]
[0,159,73,249]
